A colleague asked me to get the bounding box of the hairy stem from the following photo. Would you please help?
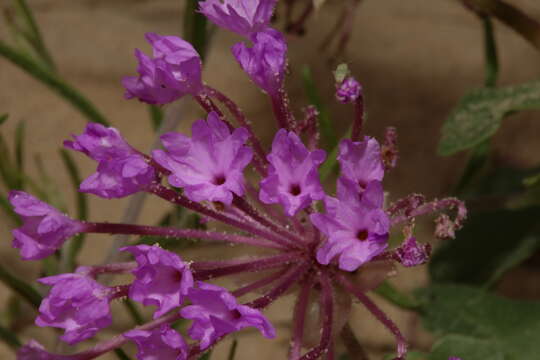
[336,273,407,359]
[193,253,302,281]
[85,222,283,249]
[149,184,300,249]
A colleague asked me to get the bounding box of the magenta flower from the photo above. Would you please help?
[336,77,362,104]
[16,340,59,360]
[65,123,155,199]
[36,272,115,344]
[123,32,203,105]
[199,0,277,37]
[232,29,287,95]
[394,237,431,267]
[125,325,188,360]
[338,137,384,193]
[121,245,194,319]
[9,191,83,260]
[180,282,275,350]
[259,129,326,216]
[312,180,390,271]
[153,112,253,205]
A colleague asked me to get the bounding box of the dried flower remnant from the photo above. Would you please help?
[10,4,467,359]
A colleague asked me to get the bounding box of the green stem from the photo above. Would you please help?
[59,149,88,271]
[0,323,21,350]
[373,281,421,311]
[227,339,238,360]
[0,264,42,309]
[123,299,144,325]
[0,40,109,125]
[482,16,499,88]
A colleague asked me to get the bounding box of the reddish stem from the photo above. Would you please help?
[232,268,290,297]
[192,253,303,281]
[148,184,300,249]
[351,92,364,142]
[336,273,408,359]
[83,222,283,250]
[270,89,295,131]
[298,272,334,360]
[204,86,268,175]
[289,275,313,359]
[233,195,306,246]
[247,262,310,309]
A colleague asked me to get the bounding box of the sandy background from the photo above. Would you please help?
[1,0,540,358]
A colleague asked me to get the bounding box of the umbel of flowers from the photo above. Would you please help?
[12,1,466,359]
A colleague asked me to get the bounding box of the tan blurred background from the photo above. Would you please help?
[1,0,540,359]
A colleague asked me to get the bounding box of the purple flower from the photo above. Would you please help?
[121,245,194,319]
[153,112,253,205]
[65,123,155,199]
[200,0,277,37]
[394,237,431,267]
[180,282,275,350]
[338,137,384,194]
[232,29,287,95]
[9,191,83,260]
[36,272,114,344]
[17,340,59,360]
[123,32,203,105]
[336,77,362,104]
[448,358,462,360]
[259,129,326,216]
[312,180,390,271]
[125,325,188,360]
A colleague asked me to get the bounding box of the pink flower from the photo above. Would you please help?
[199,0,277,37]
[125,325,188,360]
[153,112,253,205]
[9,191,83,260]
[232,29,287,95]
[121,245,194,319]
[36,272,114,344]
[180,282,275,350]
[65,123,155,199]
[123,33,203,104]
[259,129,326,216]
[312,180,389,271]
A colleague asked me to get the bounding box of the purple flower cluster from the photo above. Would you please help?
[10,1,467,359]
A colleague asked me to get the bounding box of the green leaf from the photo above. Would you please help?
[418,284,540,360]
[373,281,421,311]
[14,120,25,189]
[333,63,350,84]
[301,65,336,150]
[184,0,210,60]
[0,264,42,309]
[148,105,164,131]
[11,0,56,71]
[123,298,144,326]
[429,207,540,287]
[0,114,7,126]
[438,81,540,156]
[0,40,109,125]
[0,322,21,350]
[199,350,212,360]
[0,193,20,224]
[114,348,132,360]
